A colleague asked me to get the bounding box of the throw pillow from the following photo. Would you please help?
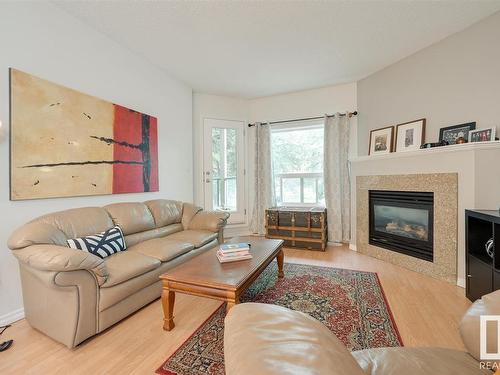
[67,226,126,258]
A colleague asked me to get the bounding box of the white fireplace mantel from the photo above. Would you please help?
[350,141,500,163]
[349,141,500,288]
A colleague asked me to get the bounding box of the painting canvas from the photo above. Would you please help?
[10,69,158,200]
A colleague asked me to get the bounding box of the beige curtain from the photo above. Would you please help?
[323,113,350,243]
[250,122,274,235]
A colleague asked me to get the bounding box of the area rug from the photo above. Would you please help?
[156,262,402,375]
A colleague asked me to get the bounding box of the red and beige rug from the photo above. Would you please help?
[156,262,402,375]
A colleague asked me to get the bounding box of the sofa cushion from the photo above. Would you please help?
[102,251,160,287]
[104,202,155,235]
[129,238,194,262]
[124,224,183,247]
[181,203,203,229]
[99,246,211,311]
[352,347,489,375]
[145,199,183,227]
[67,226,126,259]
[167,230,217,248]
[35,207,114,240]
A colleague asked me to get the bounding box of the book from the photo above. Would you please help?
[217,249,250,258]
[219,242,250,253]
[217,252,252,263]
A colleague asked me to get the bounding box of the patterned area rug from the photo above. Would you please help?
[156,262,402,375]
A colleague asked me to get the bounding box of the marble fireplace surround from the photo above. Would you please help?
[357,173,458,283]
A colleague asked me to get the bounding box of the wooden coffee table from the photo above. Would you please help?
[160,237,284,331]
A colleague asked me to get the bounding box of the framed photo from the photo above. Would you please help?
[469,127,496,143]
[395,118,425,152]
[438,122,476,144]
[368,126,394,155]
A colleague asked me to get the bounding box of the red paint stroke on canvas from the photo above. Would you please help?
[112,104,158,193]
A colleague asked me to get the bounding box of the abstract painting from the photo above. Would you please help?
[10,68,158,200]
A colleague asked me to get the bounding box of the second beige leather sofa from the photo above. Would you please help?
[8,199,229,348]
[224,290,500,374]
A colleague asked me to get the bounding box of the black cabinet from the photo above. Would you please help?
[466,210,500,301]
[467,255,492,301]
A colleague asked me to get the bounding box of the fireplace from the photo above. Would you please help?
[369,190,434,262]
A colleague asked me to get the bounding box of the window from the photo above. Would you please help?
[271,122,325,206]
[211,127,237,211]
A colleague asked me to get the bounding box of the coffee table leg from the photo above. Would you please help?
[162,288,175,331]
[277,249,284,278]
[226,295,239,314]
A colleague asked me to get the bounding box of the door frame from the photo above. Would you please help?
[202,117,248,225]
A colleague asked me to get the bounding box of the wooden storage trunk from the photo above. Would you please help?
[265,206,327,251]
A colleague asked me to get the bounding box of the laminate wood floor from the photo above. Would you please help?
[0,244,471,374]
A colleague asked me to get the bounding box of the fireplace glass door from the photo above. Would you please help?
[369,190,434,261]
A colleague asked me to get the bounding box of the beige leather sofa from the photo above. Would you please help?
[8,199,229,348]
[225,290,500,374]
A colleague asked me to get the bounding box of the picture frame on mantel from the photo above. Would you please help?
[368,126,394,155]
[395,118,426,152]
[438,122,476,145]
[469,127,496,143]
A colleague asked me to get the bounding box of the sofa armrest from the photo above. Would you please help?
[188,211,230,232]
[12,245,108,285]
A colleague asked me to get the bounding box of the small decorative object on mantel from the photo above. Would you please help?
[455,136,468,144]
[469,127,496,143]
[439,122,476,145]
[368,126,394,155]
[420,140,449,149]
[395,118,426,152]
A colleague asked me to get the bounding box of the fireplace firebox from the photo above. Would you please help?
[369,190,434,262]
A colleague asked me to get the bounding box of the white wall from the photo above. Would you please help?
[0,3,193,323]
[357,11,500,156]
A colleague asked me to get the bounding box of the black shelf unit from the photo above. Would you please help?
[466,209,500,301]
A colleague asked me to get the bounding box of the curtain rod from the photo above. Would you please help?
[247,111,357,128]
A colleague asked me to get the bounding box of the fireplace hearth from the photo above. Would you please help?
[369,190,434,262]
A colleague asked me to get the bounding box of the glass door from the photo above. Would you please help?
[203,118,246,224]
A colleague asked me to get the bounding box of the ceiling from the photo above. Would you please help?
[55,1,500,98]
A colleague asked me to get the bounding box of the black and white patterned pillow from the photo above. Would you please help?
[67,226,127,259]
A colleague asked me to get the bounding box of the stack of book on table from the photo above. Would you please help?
[217,242,252,263]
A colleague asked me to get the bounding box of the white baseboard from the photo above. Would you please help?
[327,241,343,247]
[457,277,466,288]
[0,308,24,326]
[349,243,357,251]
